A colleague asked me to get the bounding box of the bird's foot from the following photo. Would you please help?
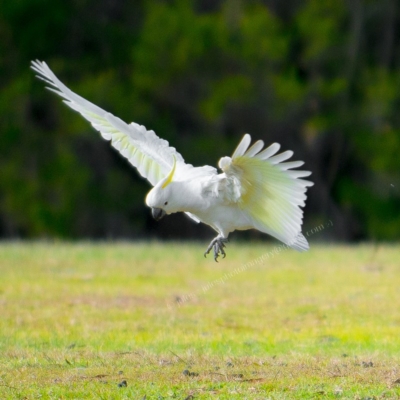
[204,237,229,262]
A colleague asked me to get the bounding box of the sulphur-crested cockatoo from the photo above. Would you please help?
[31,60,313,261]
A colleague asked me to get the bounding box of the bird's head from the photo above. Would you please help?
[145,157,177,221]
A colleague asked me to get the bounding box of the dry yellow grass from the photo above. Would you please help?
[0,242,399,398]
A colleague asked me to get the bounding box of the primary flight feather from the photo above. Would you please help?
[31,60,314,261]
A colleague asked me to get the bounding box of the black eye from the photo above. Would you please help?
[164,201,168,206]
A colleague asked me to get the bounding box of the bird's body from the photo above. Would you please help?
[160,176,254,234]
[31,60,314,260]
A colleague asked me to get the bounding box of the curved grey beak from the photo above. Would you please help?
[152,207,166,221]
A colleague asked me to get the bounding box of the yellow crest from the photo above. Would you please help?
[161,156,176,189]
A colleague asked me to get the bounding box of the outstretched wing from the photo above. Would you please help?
[31,60,187,186]
[219,134,314,251]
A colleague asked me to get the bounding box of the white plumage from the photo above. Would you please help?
[31,60,314,260]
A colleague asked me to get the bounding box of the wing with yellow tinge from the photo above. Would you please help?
[220,134,314,251]
[31,60,188,187]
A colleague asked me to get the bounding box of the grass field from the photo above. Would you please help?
[1,242,400,399]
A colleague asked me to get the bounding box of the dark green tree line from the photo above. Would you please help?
[0,0,399,240]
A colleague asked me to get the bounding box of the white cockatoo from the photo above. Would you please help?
[31,60,314,261]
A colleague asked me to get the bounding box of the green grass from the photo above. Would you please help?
[1,242,400,399]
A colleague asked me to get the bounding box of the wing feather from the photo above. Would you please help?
[31,60,189,186]
[244,140,264,157]
[231,133,251,158]
[268,150,293,164]
[278,160,304,170]
[254,142,281,160]
[220,134,314,251]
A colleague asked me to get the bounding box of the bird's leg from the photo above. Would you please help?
[204,236,229,262]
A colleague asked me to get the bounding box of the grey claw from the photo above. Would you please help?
[205,236,228,261]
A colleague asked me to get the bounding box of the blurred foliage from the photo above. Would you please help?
[0,0,399,240]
